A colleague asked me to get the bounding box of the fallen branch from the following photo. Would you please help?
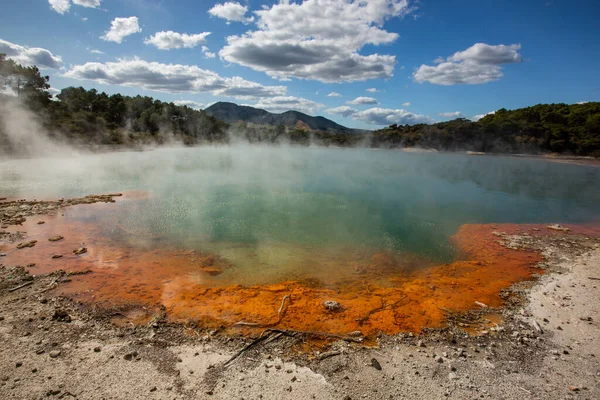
[317,350,341,361]
[224,330,277,367]
[532,319,544,334]
[588,276,600,281]
[356,295,407,324]
[234,294,291,328]
[8,281,33,292]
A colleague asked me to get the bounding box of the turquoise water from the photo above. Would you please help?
[1,146,599,265]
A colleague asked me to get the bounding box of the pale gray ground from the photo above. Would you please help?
[0,233,598,400]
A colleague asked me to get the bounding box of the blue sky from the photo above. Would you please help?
[0,0,598,129]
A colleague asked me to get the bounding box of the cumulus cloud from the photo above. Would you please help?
[353,107,433,125]
[208,2,254,24]
[173,100,205,110]
[326,105,357,117]
[219,0,414,83]
[100,17,142,44]
[244,96,324,115]
[471,110,496,121]
[62,57,287,99]
[413,43,522,85]
[327,92,342,97]
[201,46,216,59]
[0,39,63,69]
[49,0,101,14]
[144,31,210,50]
[402,102,411,107]
[327,104,432,125]
[347,96,378,105]
[438,111,464,118]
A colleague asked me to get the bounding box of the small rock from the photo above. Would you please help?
[547,224,570,232]
[448,372,458,380]
[73,247,88,255]
[17,240,37,249]
[48,235,63,242]
[370,358,382,371]
[322,300,341,311]
[124,353,134,361]
[37,221,45,225]
[436,356,444,363]
[15,362,22,368]
[417,340,426,348]
[52,255,63,259]
[49,350,61,358]
[93,347,101,353]
[150,387,157,392]
[52,309,71,323]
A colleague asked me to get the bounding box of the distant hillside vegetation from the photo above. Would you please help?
[373,103,600,156]
[1,53,599,156]
[205,102,358,133]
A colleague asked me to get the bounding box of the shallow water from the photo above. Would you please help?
[2,146,599,262]
[2,146,600,334]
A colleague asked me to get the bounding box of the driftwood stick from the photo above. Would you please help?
[8,281,33,292]
[265,328,364,343]
[224,331,276,367]
[356,295,408,324]
[317,350,341,361]
[234,294,291,328]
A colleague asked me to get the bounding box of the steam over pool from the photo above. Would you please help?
[2,146,600,265]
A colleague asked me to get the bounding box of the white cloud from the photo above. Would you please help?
[144,31,210,50]
[100,17,142,44]
[0,39,63,69]
[49,0,101,14]
[244,96,324,115]
[327,104,432,125]
[366,88,379,93]
[208,2,254,24]
[72,0,101,7]
[347,96,378,105]
[327,92,342,97]
[63,57,287,99]
[173,100,205,110]
[353,107,433,125]
[89,49,104,54]
[471,110,496,121]
[201,46,216,59]
[326,105,357,117]
[219,0,414,83]
[49,0,71,13]
[576,101,589,105]
[414,43,522,85]
[438,111,464,118]
[402,102,411,107]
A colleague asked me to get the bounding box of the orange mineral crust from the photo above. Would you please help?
[4,201,587,338]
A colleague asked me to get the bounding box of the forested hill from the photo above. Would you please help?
[1,53,599,156]
[205,102,357,133]
[372,103,600,156]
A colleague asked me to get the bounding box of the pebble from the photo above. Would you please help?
[370,358,382,371]
[49,350,61,358]
[93,346,101,353]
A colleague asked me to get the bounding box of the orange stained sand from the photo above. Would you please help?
[4,202,597,339]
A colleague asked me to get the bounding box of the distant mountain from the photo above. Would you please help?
[205,102,359,133]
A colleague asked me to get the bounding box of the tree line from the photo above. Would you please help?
[1,54,598,156]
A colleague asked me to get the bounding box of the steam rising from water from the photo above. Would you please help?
[0,98,80,158]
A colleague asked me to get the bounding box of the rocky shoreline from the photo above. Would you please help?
[0,196,599,399]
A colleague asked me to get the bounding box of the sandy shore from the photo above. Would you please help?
[1,196,599,399]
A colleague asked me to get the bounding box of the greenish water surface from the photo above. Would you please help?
[1,146,599,268]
